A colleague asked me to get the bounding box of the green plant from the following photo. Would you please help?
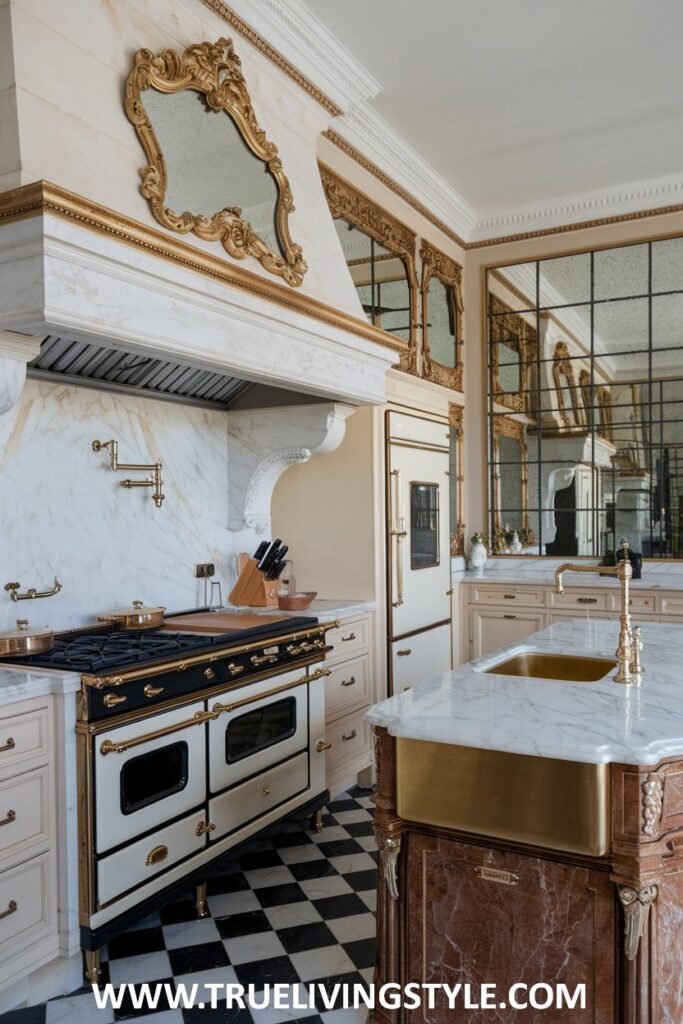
[470,532,488,546]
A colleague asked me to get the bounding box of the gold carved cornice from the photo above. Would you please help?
[320,164,419,374]
[0,181,407,356]
[421,240,464,391]
[124,38,307,288]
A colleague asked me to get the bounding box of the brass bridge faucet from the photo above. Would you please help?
[554,539,636,685]
[92,439,164,508]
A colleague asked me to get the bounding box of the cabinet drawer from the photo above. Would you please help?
[0,767,50,863]
[326,618,370,664]
[659,595,683,618]
[0,704,49,777]
[0,851,54,956]
[325,713,372,777]
[621,593,656,615]
[470,586,545,608]
[326,655,371,722]
[210,751,309,840]
[550,590,607,611]
[98,811,208,906]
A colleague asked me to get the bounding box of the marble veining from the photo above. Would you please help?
[463,558,683,590]
[0,665,80,705]
[366,618,683,765]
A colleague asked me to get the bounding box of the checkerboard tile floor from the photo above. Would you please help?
[2,789,376,1024]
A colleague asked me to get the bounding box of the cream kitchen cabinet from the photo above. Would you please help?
[469,606,546,659]
[324,614,375,795]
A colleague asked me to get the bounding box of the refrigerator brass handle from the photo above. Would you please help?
[389,469,407,608]
[0,738,15,754]
[0,810,15,828]
[0,900,17,920]
[396,649,412,657]
[316,739,332,752]
[145,845,168,867]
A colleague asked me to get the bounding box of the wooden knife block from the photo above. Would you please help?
[228,553,280,607]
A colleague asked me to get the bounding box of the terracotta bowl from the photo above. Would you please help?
[277,591,318,611]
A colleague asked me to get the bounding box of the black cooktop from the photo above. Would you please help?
[13,616,318,673]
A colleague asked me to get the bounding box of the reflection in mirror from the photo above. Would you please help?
[124,38,306,287]
[487,234,683,558]
[410,483,440,569]
[449,404,464,555]
[336,220,412,342]
[426,277,457,366]
[421,242,464,389]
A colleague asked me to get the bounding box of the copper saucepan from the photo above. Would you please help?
[97,600,166,631]
[0,619,54,658]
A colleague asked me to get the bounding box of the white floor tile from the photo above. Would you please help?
[223,928,286,965]
[328,853,377,876]
[359,890,376,913]
[311,827,352,845]
[249,995,320,1023]
[327,913,377,944]
[46,992,114,1023]
[133,1012,185,1024]
[321,1008,370,1024]
[291,943,356,982]
[244,865,295,888]
[107,950,171,986]
[329,810,373,825]
[264,901,323,930]
[173,965,238,1004]
[278,844,325,865]
[298,874,353,901]
[162,917,221,950]
[356,836,377,852]
[207,888,261,918]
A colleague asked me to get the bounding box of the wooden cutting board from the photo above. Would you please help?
[163,610,291,634]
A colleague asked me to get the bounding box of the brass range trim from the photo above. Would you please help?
[0,183,406,356]
[81,621,339,689]
[396,737,610,857]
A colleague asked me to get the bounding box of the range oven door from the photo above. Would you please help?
[208,669,309,795]
[94,700,206,855]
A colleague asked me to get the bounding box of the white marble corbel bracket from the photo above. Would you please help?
[0,331,43,417]
[228,403,356,535]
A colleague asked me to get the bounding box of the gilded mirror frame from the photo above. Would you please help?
[320,165,417,369]
[491,415,529,538]
[449,403,465,555]
[124,38,307,288]
[489,295,535,413]
[421,242,464,391]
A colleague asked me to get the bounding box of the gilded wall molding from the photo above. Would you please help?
[492,414,529,534]
[421,240,464,391]
[124,38,307,288]
[0,181,407,357]
[489,295,534,413]
[448,403,465,556]
[552,340,583,428]
[320,164,419,374]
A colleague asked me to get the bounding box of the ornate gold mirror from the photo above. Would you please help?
[124,38,307,287]
[492,416,530,551]
[422,243,464,390]
[449,404,465,555]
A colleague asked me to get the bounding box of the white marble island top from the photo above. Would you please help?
[366,619,683,766]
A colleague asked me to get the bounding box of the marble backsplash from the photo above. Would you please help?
[0,379,263,631]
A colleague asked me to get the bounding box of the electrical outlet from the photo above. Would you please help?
[195,562,215,578]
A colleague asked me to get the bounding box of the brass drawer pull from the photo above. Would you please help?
[145,845,168,866]
[341,676,356,687]
[103,694,127,708]
[0,810,16,828]
[577,597,598,605]
[0,899,17,920]
[503,594,516,600]
[0,738,15,754]
[261,785,271,797]
[503,614,517,620]
[316,739,332,752]
[341,632,356,642]
[144,683,164,697]
[228,662,245,677]
[195,820,216,836]
[342,729,357,742]
[396,649,411,657]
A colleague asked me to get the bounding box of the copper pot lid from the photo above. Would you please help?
[102,601,166,618]
[0,619,54,656]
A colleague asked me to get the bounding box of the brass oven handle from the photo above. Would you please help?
[212,668,330,716]
[0,738,15,754]
[144,684,164,697]
[228,663,245,677]
[195,821,216,836]
[341,632,356,642]
[0,900,17,920]
[103,694,127,708]
[389,469,407,608]
[145,845,168,866]
[0,810,15,828]
[577,597,598,605]
[316,739,332,752]
[342,729,357,742]
[341,676,356,687]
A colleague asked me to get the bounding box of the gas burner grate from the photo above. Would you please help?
[18,630,215,672]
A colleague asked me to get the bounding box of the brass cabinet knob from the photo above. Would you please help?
[316,739,332,753]
[251,653,278,667]
[195,820,216,837]
[203,667,216,680]
[262,785,271,797]
[143,683,164,698]
[228,662,245,676]
[103,693,127,708]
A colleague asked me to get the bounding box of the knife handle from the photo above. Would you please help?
[253,540,269,561]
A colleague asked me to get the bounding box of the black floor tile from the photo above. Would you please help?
[288,859,339,882]
[159,899,208,926]
[326,797,362,813]
[182,1007,252,1024]
[253,882,307,908]
[317,839,363,858]
[233,955,300,989]
[0,1008,46,1024]
[345,868,378,892]
[271,829,313,849]
[313,892,370,920]
[344,820,375,838]
[308,971,366,1011]
[343,936,377,970]
[206,871,249,897]
[112,977,176,1019]
[216,909,271,939]
[348,785,375,799]
[276,920,337,954]
[107,927,166,960]
[168,940,231,976]
[239,849,283,871]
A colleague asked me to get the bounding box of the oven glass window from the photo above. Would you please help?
[120,741,189,815]
[410,482,440,569]
[226,697,297,764]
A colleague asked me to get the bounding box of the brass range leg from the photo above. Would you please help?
[195,882,209,919]
[312,808,323,833]
[84,947,102,983]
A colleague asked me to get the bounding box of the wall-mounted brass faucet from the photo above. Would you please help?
[92,439,165,508]
[555,539,636,684]
[4,577,62,602]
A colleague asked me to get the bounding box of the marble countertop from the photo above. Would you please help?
[0,665,80,706]
[458,560,683,590]
[223,599,375,622]
[366,618,683,766]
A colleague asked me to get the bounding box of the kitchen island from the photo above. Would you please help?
[366,619,683,1024]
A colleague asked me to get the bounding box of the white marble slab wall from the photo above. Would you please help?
[0,379,263,631]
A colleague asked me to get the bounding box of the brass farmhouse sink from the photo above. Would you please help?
[485,651,616,682]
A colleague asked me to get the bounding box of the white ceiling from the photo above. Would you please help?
[307,0,683,233]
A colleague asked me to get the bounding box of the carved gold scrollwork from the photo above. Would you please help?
[642,772,665,836]
[552,341,583,428]
[421,240,464,391]
[375,832,401,901]
[617,883,658,961]
[448,403,465,556]
[124,38,307,287]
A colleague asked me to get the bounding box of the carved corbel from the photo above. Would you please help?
[375,832,401,901]
[617,883,659,961]
[642,772,665,837]
[0,331,43,417]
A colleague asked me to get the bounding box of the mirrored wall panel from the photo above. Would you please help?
[334,220,412,342]
[487,236,683,558]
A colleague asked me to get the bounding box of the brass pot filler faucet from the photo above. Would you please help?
[555,539,643,684]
